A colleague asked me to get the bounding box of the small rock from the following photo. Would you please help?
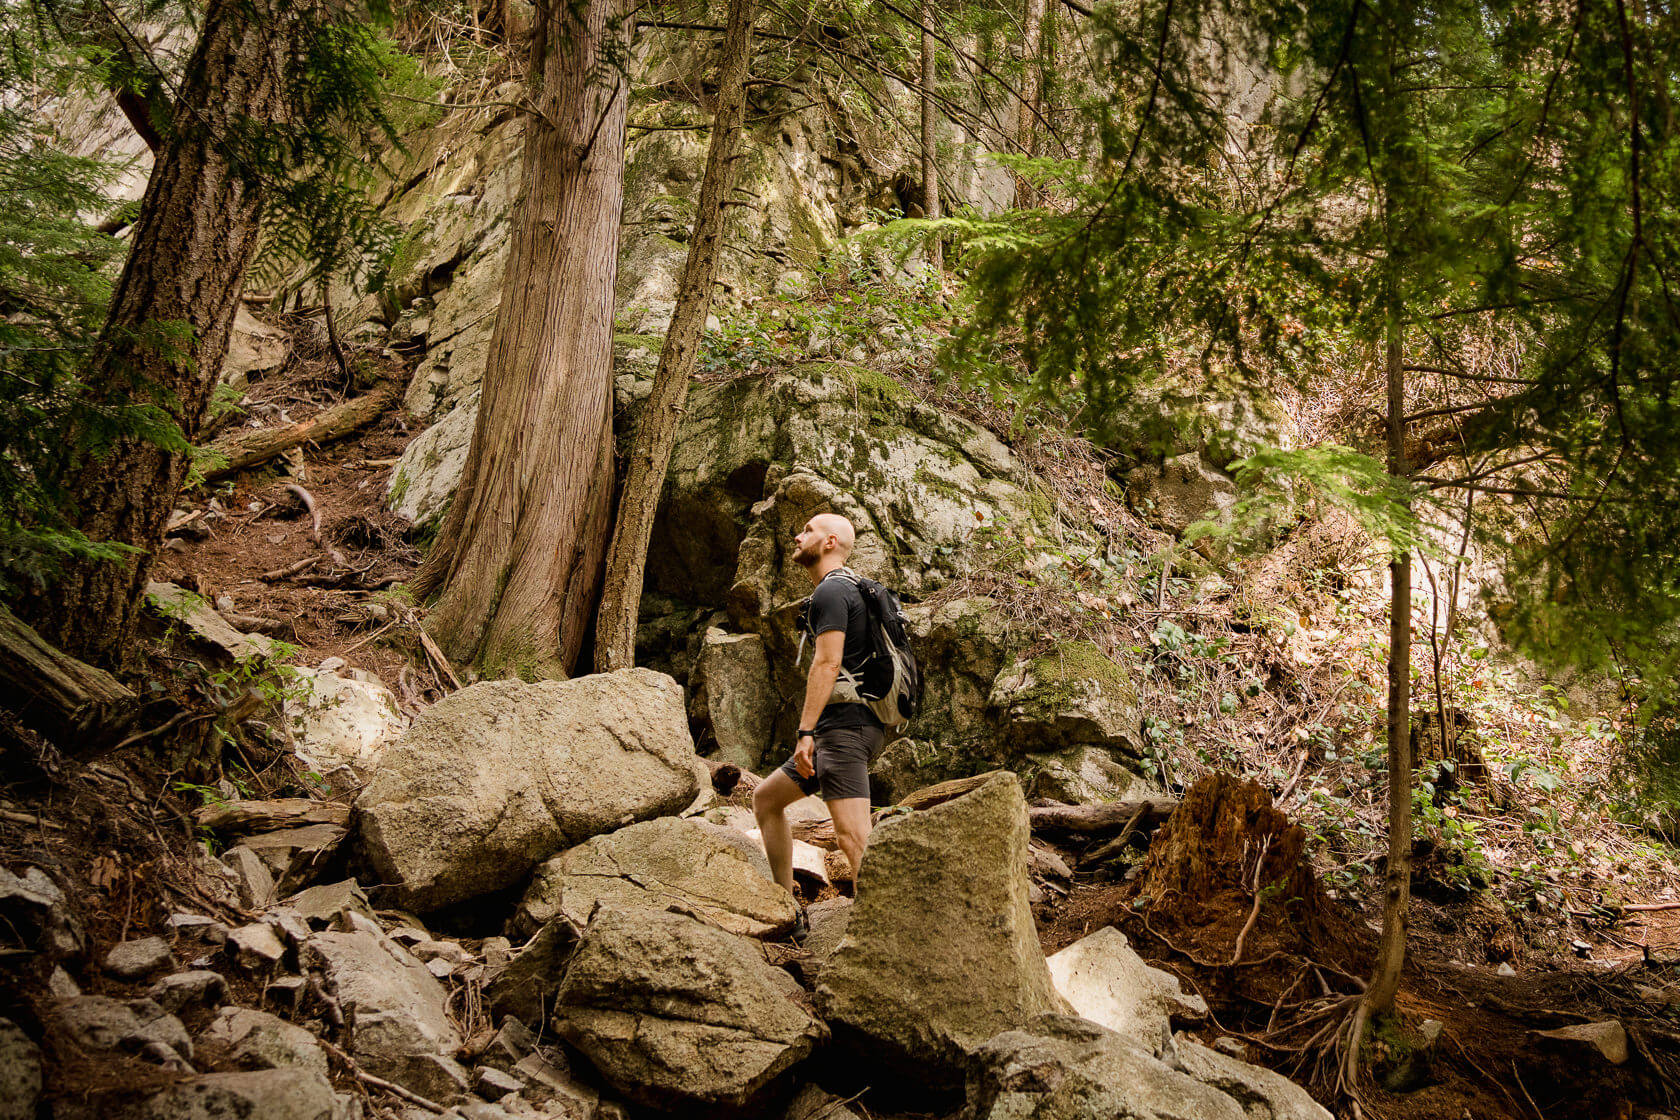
[0,865,87,961]
[0,1018,43,1120]
[149,970,229,1013]
[318,656,347,672]
[425,958,454,980]
[104,936,177,980]
[201,1006,330,1076]
[481,1017,535,1072]
[484,918,581,1026]
[265,908,311,949]
[388,926,429,946]
[51,995,192,1065]
[285,880,374,928]
[222,847,277,910]
[785,1083,863,1120]
[1531,1020,1629,1065]
[1497,962,1517,977]
[1213,1036,1248,1058]
[512,1051,597,1111]
[227,923,287,969]
[167,913,225,940]
[264,977,308,1015]
[476,1066,524,1099]
[47,966,81,999]
[413,939,471,965]
[481,936,512,969]
[1419,1019,1445,1045]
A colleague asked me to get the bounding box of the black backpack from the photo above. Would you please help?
[804,569,923,730]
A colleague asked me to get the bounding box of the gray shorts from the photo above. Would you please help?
[778,725,885,802]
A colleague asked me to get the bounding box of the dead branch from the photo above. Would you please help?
[1028,797,1180,835]
[0,604,138,747]
[261,557,319,581]
[284,483,322,541]
[200,375,399,482]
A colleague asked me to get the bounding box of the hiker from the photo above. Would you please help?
[752,512,884,900]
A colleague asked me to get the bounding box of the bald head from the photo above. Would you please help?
[791,512,856,579]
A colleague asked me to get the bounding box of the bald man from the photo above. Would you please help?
[752,513,884,931]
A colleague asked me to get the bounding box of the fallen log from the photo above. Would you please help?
[0,604,137,748]
[199,376,399,482]
[895,772,1001,811]
[1027,797,1180,835]
[194,798,350,834]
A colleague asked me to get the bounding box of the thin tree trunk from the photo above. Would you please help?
[1350,316,1412,1078]
[410,0,632,679]
[592,0,753,673]
[27,0,319,667]
[1014,0,1047,207]
[920,0,942,273]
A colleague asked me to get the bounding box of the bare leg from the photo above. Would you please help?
[827,796,873,882]
[752,770,807,894]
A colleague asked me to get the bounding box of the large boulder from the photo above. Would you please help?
[965,1016,1247,1120]
[355,670,703,910]
[514,817,798,939]
[1046,927,1207,1053]
[0,1018,41,1120]
[128,1070,347,1120]
[300,929,465,1096]
[989,641,1142,757]
[815,771,1068,1089]
[694,628,777,770]
[1126,451,1238,536]
[1171,1038,1332,1120]
[284,666,406,776]
[552,908,824,1112]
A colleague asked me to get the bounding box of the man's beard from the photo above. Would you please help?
[792,541,822,568]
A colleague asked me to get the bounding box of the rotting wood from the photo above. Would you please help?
[199,376,400,482]
[895,772,1003,810]
[1028,797,1180,835]
[194,798,350,833]
[0,604,137,747]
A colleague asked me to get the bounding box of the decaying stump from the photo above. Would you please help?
[1133,772,1334,959]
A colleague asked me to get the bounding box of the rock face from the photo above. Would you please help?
[816,771,1067,1088]
[1126,451,1238,536]
[552,908,824,1112]
[355,670,702,911]
[301,929,464,1094]
[966,1016,1248,1120]
[1046,928,1208,1054]
[515,817,798,939]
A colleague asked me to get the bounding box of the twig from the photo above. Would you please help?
[284,483,322,542]
[343,621,396,655]
[1623,902,1680,913]
[0,809,63,830]
[261,556,319,581]
[1231,833,1276,965]
[111,710,200,752]
[320,1039,446,1114]
[415,629,463,692]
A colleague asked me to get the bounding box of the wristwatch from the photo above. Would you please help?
[797,729,816,740]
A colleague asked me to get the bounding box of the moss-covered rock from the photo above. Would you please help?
[988,641,1143,757]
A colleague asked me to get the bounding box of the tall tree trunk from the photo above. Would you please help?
[1014,0,1047,207]
[593,0,753,672]
[1349,315,1412,1078]
[27,0,315,666]
[920,0,942,273]
[410,0,632,680]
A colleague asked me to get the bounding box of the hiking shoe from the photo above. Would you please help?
[790,907,811,945]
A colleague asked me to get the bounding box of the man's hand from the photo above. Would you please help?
[794,734,816,779]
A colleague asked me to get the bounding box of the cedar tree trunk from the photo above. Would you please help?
[411,0,632,679]
[29,0,317,666]
[593,0,753,672]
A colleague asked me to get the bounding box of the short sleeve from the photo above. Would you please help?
[807,581,849,635]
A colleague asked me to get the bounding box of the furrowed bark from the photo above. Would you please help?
[30,0,330,667]
[411,0,632,679]
[0,604,137,748]
[592,0,754,673]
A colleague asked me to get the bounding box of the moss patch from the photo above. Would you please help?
[1013,640,1137,718]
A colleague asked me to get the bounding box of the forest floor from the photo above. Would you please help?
[12,321,1680,1120]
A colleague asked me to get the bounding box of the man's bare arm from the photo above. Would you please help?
[793,629,846,776]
